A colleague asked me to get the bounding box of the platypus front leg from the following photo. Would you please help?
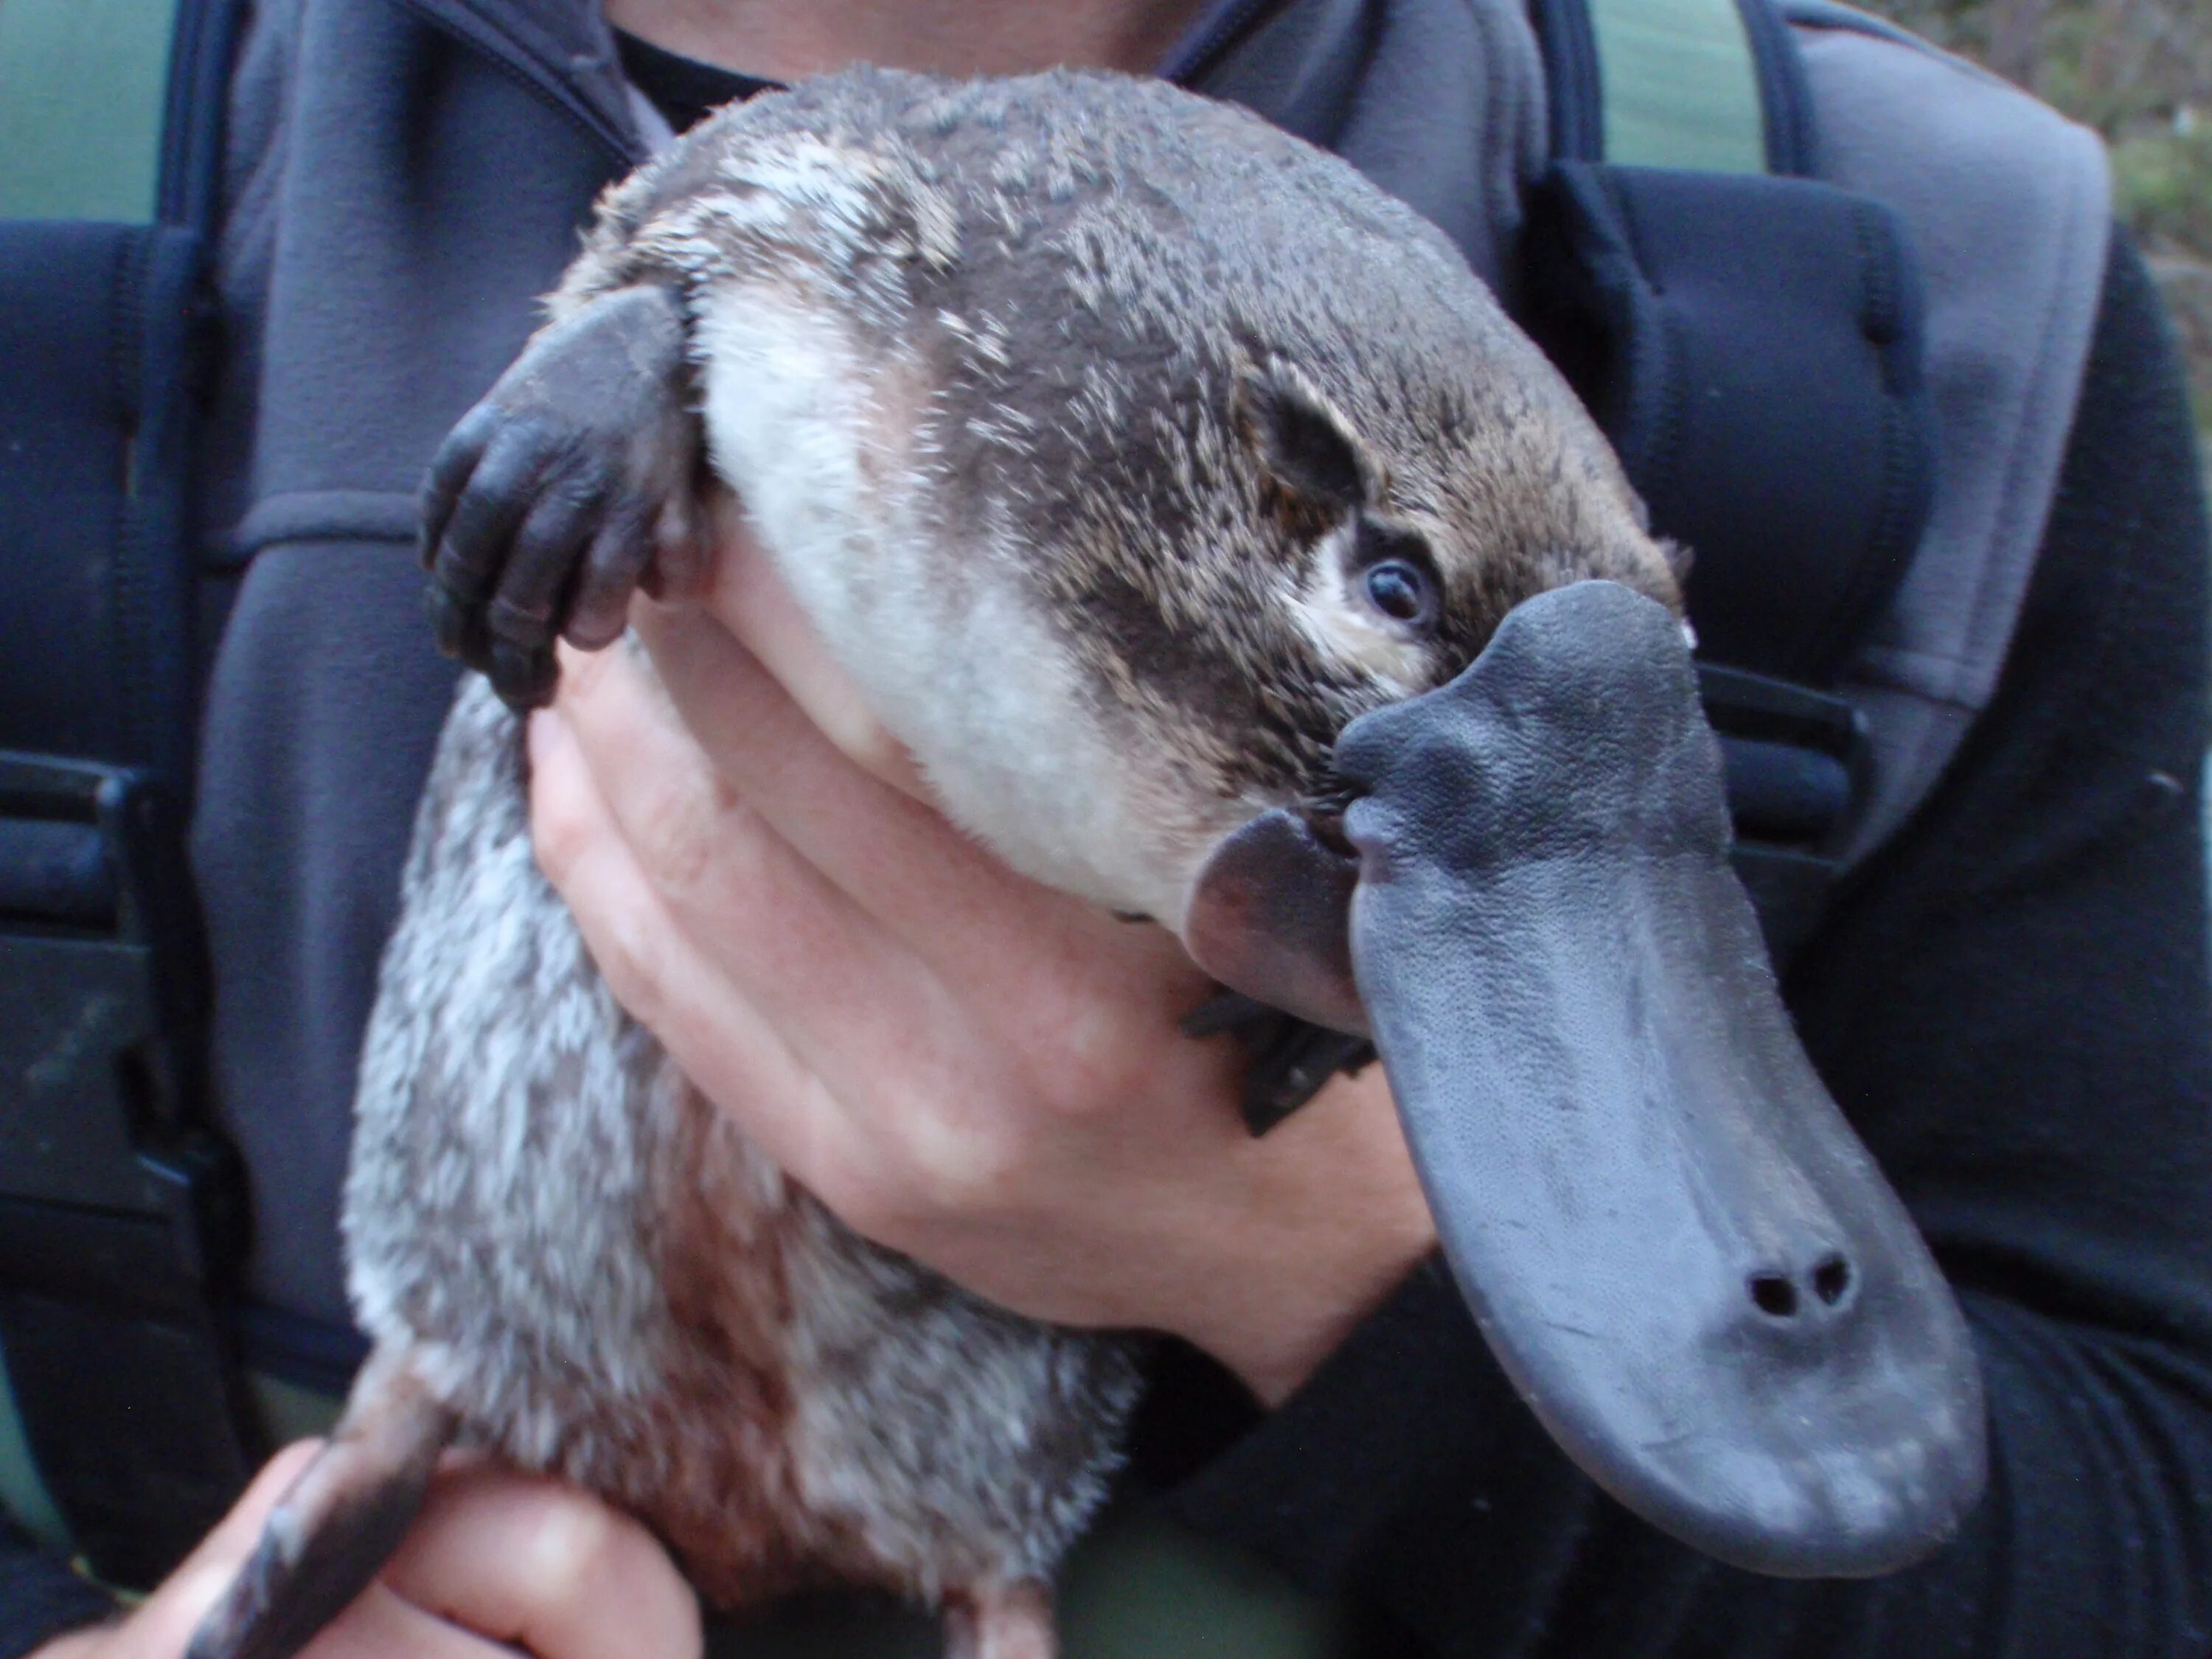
[943,1580,1056,1659]
[420,282,706,711]
[187,1347,454,1659]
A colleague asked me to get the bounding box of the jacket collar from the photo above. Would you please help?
[389,0,645,161]
[386,0,1549,292]
[1187,0,1549,297]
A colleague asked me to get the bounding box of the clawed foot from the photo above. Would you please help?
[420,283,706,710]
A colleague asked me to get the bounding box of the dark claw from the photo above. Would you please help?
[425,579,487,667]
[415,283,700,702]
[485,593,554,651]
[566,507,660,650]
[484,595,560,709]
[490,637,560,711]
[425,422,560,671]
[491,468,611,644]
[1180,990,1377,1135]
[417,400,507,571]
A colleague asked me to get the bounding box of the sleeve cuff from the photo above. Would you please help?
[0,1527,115,1659]
[1160,1255,1601,1646]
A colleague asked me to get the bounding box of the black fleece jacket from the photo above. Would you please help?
[6,29,2211,1659]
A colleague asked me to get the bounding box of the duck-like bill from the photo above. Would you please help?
[1185,580,1986,1578]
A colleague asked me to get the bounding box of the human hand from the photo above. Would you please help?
[36,1445,700,1659]
[526,507,1437,1404]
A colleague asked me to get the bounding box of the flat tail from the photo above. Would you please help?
[188,1348,456,1659]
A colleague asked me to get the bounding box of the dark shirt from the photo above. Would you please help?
[612,29,779,132]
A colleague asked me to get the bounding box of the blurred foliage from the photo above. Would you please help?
[1857,0,2211,435]
[1857,0,2208,143]
[2155,254,2212,434]
[2112,128,2212,262]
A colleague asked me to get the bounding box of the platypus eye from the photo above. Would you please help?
[1353,518,1441,635]
[1364,560,1433,625]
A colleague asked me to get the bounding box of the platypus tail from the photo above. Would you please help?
[187,1345,456,1659]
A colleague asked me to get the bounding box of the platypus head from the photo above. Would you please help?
[1018,342,1683,936]
[675,68,1986,1579]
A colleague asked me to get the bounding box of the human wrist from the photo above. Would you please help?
[1177,1065,1436,1407]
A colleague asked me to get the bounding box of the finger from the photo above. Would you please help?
[489,636,561,713]
[380,1469,701,1659]
[546,640,1186,1208]
[543,642,942,1038]
[525,700,855,1180]
[299,1584,513,1659]
[625,607,1188,1018]
[533,655,911,1034]
[623,607,1026,925]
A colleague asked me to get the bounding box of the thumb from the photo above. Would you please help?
[378,1467,702,1659]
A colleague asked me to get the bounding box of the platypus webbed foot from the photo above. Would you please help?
[187,1349,454,1659]
[420,282,706,712]
[943,1580,1056,1659]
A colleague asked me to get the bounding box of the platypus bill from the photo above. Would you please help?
[192,66,1984,1659]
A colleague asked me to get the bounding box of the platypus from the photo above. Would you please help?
[192,66,1985,1659]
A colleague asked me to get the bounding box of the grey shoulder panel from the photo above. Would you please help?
[1783,6,2112,863]
[1194,0,1549,300]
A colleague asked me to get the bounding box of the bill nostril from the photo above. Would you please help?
[1750,1273,1799,1319]
[1813,1254,1853,1307]
[1749,1258,1853,1324]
